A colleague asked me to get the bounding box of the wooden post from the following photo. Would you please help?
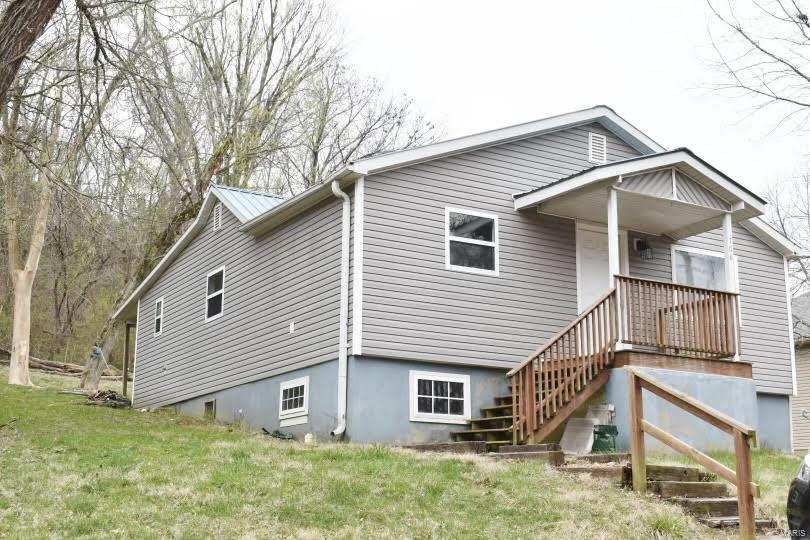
[607,186,620,287]
[628,370,646,493]
[123,321,132,397]
[734,430,756,539]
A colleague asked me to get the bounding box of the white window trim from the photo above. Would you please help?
[409,370,471,424]
[588,132,607,164]
[670,244,739,292]
[445,207,499,276]
[279,376,309,422]
[204,266,225,322]
[153,297,164,337]
[212,202,223,231]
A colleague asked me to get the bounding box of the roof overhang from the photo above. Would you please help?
[739,217,807,258]
[348,105,665,176]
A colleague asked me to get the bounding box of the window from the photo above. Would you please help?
[212,202,223,231]
[445,208,498,275]
[588,132,607,164]
[153,297,164,336]
[409,371,471,424]
[279,376,309,427]
[205,267,225,321]
[204,399,216,420]
[672,246,737,291]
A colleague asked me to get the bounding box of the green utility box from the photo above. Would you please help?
[592,424,618,453]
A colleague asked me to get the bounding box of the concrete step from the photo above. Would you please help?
[670,497,738,518]
[489,450,565,465]
[498,443,560,453]
[649,480,729,498]
[567,453,630,464]
[699,516,777,530]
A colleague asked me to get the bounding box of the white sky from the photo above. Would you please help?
[335,0,810,196]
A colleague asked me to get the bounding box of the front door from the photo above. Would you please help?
[576,223,627,312]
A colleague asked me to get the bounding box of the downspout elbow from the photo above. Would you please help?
[330,180,351,438]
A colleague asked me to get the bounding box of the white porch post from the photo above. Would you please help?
[722,212,735,292]
[607,186,620,286]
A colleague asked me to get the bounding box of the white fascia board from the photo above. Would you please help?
[351,106,665,176]
[113,192,216,320]
[513,151,767,215]
[740,217,807,258]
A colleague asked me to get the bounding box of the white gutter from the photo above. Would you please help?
[330,180,351,438]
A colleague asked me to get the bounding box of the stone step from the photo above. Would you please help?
[559,464,626,483]
[699,516,777,530]
[567,453,630,464]
[670,497,738,518]
[649,480,729,498]
[489,450,565,465]
[623,464,715,483]
[498,443,560,453]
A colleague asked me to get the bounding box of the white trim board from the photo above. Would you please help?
[352,177,365,355]
[786,257,798,397]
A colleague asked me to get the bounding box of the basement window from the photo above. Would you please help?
[205,267,225,321]
[212,202,223,231]
[153,297,164,336]
[588,132,607,164]
[204,399,216,420]
[445,207,499,275]
[279,376,309,427]
[409,371,470,424]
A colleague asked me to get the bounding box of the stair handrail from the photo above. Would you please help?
[626,367,758,539]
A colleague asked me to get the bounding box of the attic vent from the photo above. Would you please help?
[588,132,607,164]
[213,202,223,231]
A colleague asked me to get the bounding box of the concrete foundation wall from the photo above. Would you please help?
[175,360,338,439]
[605,367,758,452]
[757,393,791,450]
[346,356,507,444]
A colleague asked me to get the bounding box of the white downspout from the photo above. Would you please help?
[330,180,350,438]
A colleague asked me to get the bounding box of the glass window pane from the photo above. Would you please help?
[449,212,494,241]
[433,398,449,414]
[207,271,224,294]
[674,250,726,290]
[417,397,432,413]
[449,241,495,271]
[154,318,161,334]
[207,294,223,318]
[155,301,162,317]
[449,382,464,398]
[434,381,448,397]
[417,379,432,396]
[449,399,464,415]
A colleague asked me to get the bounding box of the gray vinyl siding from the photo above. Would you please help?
[792,347,810,450]
[622,170,672,198]
[675,171,730,211]
[361,123,641,368]
[628,224,793,394]
[620,169,730,211]
[132,196,345,409]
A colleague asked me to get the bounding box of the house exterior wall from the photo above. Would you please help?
[791,345,810,451]
[132,193,349,410]
[345,355,507,444]
[626,224,793,395]
[361,122,641,369]
[175,360,338,438]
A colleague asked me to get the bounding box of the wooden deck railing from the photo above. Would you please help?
[616,275,739,358]
[627,367,758,539]
[507,288,618,444]
[507,275,742,446]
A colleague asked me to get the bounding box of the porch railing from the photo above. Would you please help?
[507,275,741,444]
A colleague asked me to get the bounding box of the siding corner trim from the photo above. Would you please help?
[352,176,365,355]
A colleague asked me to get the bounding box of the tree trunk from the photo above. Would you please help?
[8,270,34,386]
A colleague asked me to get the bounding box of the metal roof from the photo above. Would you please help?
[210,184,286,223]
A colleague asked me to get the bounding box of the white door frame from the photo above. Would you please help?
[575,221,629,312]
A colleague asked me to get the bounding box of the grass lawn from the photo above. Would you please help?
[0,368,791,539]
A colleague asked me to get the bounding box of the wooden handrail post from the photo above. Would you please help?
[734,431,756,539]
[628,370,646,494]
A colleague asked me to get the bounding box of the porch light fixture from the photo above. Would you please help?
[633,238,653,260]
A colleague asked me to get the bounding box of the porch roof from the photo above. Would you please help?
[512,148,767,239]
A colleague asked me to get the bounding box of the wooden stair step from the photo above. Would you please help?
[699,516,777,530]
[499,443,560,453]
[649,480,729,498]
[669,497,738,518]
[567,453,630,464]
[559,464,625,483]
[625,464,715,483]
[451,427,512,435]
[401,441,487,454]
[488,450,564,465]
[470,415,512,423]
[480,403,514,413]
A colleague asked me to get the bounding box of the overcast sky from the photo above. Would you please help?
[335,0,809,196]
